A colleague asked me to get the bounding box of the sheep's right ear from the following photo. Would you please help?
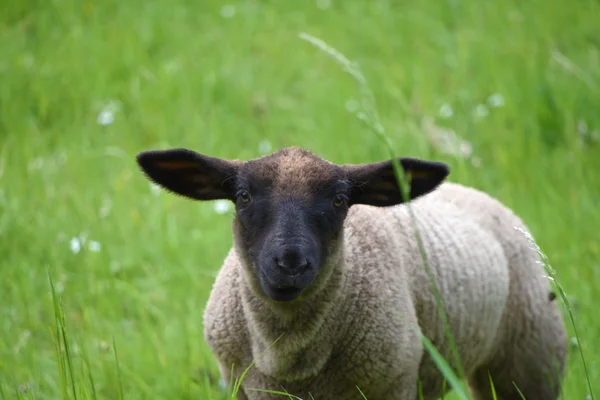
[344,157,450,207]
[136,148,241,201]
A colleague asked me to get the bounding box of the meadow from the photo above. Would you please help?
[1,0,599,398]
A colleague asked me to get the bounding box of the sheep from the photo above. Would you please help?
[136,146,568,400]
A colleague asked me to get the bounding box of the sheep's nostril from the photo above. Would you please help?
[275,257,284,268]
[275,254,309,276]
[297,259,309,272]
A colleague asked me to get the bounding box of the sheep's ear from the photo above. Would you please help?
[136,148,241,201]
[343,158,450,207]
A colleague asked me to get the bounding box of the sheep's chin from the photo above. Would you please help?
[262,285,304,302]
[256,266,316,302]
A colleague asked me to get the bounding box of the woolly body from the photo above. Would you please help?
[135,146,567,400]
[204,182,567,399]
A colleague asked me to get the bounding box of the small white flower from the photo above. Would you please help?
[439,104,453,118]
[88,241,101,252]
[570,337,579,348]
[213,200,232,214]
[487,93,505,108]
[97,110,114,126]
[316,0,332,10]
[474,104,489,118]
[97,101,121,126]
[345,99,359,113]
[69,238,81,254]
[258,139,272,154]
[150,183,161,196]
[220,5,236,18]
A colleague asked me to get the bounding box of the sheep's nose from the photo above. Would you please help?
[275,249,309,276]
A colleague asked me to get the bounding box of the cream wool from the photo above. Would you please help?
[204,183,566,399]
[135,147,567,400]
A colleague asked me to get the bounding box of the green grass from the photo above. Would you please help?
[1,0,599,398]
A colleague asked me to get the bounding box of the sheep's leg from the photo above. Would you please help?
[379,385,417,400]
[468,358,562,400]
[467,304,567,400]
[377,372,419,400]
[391,384,418,400]
[466,227,568,400]
[215,360,249,400]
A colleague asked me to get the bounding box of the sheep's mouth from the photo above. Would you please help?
[258,266,311,302]
[265,285,304,302]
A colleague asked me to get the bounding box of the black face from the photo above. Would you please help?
[233,169,351,302]
[135,146,450,304]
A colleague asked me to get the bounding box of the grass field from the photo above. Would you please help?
[2,0,600,398]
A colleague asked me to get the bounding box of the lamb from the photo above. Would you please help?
[136,146,568,400]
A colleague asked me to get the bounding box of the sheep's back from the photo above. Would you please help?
[420,183,562,375]
[345,182,521,390]
[396,182,547,386]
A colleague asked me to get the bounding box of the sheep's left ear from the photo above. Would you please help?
[343,157,450,207]
[136,148,241,201]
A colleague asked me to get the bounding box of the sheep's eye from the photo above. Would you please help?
[333,194,346,208]
[237,190,252,204]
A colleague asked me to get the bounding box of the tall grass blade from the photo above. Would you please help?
[513,382,526,400]
[356,386,368,399]
[398,164,466,383]
[227,364,235,396]
[231,334,283,398]
[48,269,70,400]
[299,31,467,382]
[551,50,600,94]
[247,388,301,399]
[441,378,447,399]
[80,344,98,400]
[113,337,125,400]
[59,307,78,400]
[420,333,469,400]
[418,380,424,400]
[488,371,498,400]
[516,227,595,399]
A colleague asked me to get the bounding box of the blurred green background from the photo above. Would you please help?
[1,0,599,398]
